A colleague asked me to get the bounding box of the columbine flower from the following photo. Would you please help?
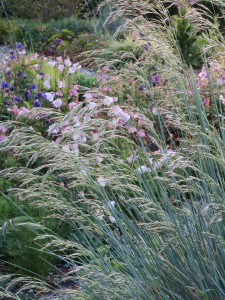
[52,98,62,108]
[30,82,38,90]
[136,165,151,174]
[87,102,97,109]
[48,60,56,67]
[83,93,93,101]
[72,132,87,143]
[43,79,51,89]
[69,63,81,74]
[33,99,41,107]
[127,152,139,163]
[138,84,145,91]
[14,96,23,103]
[103,96,118,106]
[69,86,79,96]
[1,81,10,89]
[151,74,161,85]
[37,92,46,100]
[57,79,66,89]
[54,38,62,46]
[58,64,64,72]
[45,92,55,102]
[110,105,130,122]
[137,129,146,137]
[23,90,33,100]
[219,95,225,105]
[0,125,6,133]
[69,101,77,110]
[0,134,6,142]
[16,42,23,50]
[47,123,59,135]
[64,58,72,67]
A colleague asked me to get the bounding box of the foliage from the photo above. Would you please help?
[171,6,206,68]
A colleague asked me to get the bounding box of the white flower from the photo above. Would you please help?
[103,96,118,106]
[57,79,66,89]
[70,143,79,156]
[136,165,151,174]
[45,92,55,102]
[109,216,116,223]
[69,63,81,74]
[52,98,62,108]
[127,152,139,163]
[64,58,72,67]
[110,105,130,122]
[62,144,70,152]
[48,60,56,67]
[47,123,59,135]
[72,132,87,143]
[58,64,64,72]
[96,155,103,164]
[97,176,108,187]
[84,93,93,100]
[87,102,97,109]
[43,80,51,89]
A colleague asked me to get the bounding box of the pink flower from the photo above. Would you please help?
[137,129,146,137]
[103,86,112,92]
[57,79,66,89]
[0,125,6,133]
[103,96,118,106]
[203,98,210,106]
[219,95,225,105]
[52,98,63,108]
[0,134,6,142]
[18,107,29,116]
[7,106,19,115]
[72,132,86,143]
[69,101,78,110]
[69,85,79,96]
[110,105,130,122]
[56,90,63,96]
[84,93,93,101]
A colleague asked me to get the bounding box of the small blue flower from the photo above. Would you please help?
[138,84,145,92]
[16,42,23,50]
[14,96,23,103]
[33,99,41,107]
[1,81,10,89]
[29,82,38,90]
[23,89,32,100]
[36,91,46,100]
[17,71,23,78]
[54,38,62,46]
[3,99,10,106]
[151,74,161,85]
[5,70,11,77]
[10,52,16,60]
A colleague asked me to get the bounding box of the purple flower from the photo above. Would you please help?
[151,74,161,85]
[14,96,23,103]
[37,91,46,99]
[1,81,10,89]
[29,82,38,90]
[16,42,23,50]
[138,84,145,91]
[23,90,32,100]
[3,99,10,106]
[33,100,41,107]
[17,71,23,78]
[54,38,62,46]
[10,52,16,60]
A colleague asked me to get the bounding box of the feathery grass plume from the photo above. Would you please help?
[0,64,225,298]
